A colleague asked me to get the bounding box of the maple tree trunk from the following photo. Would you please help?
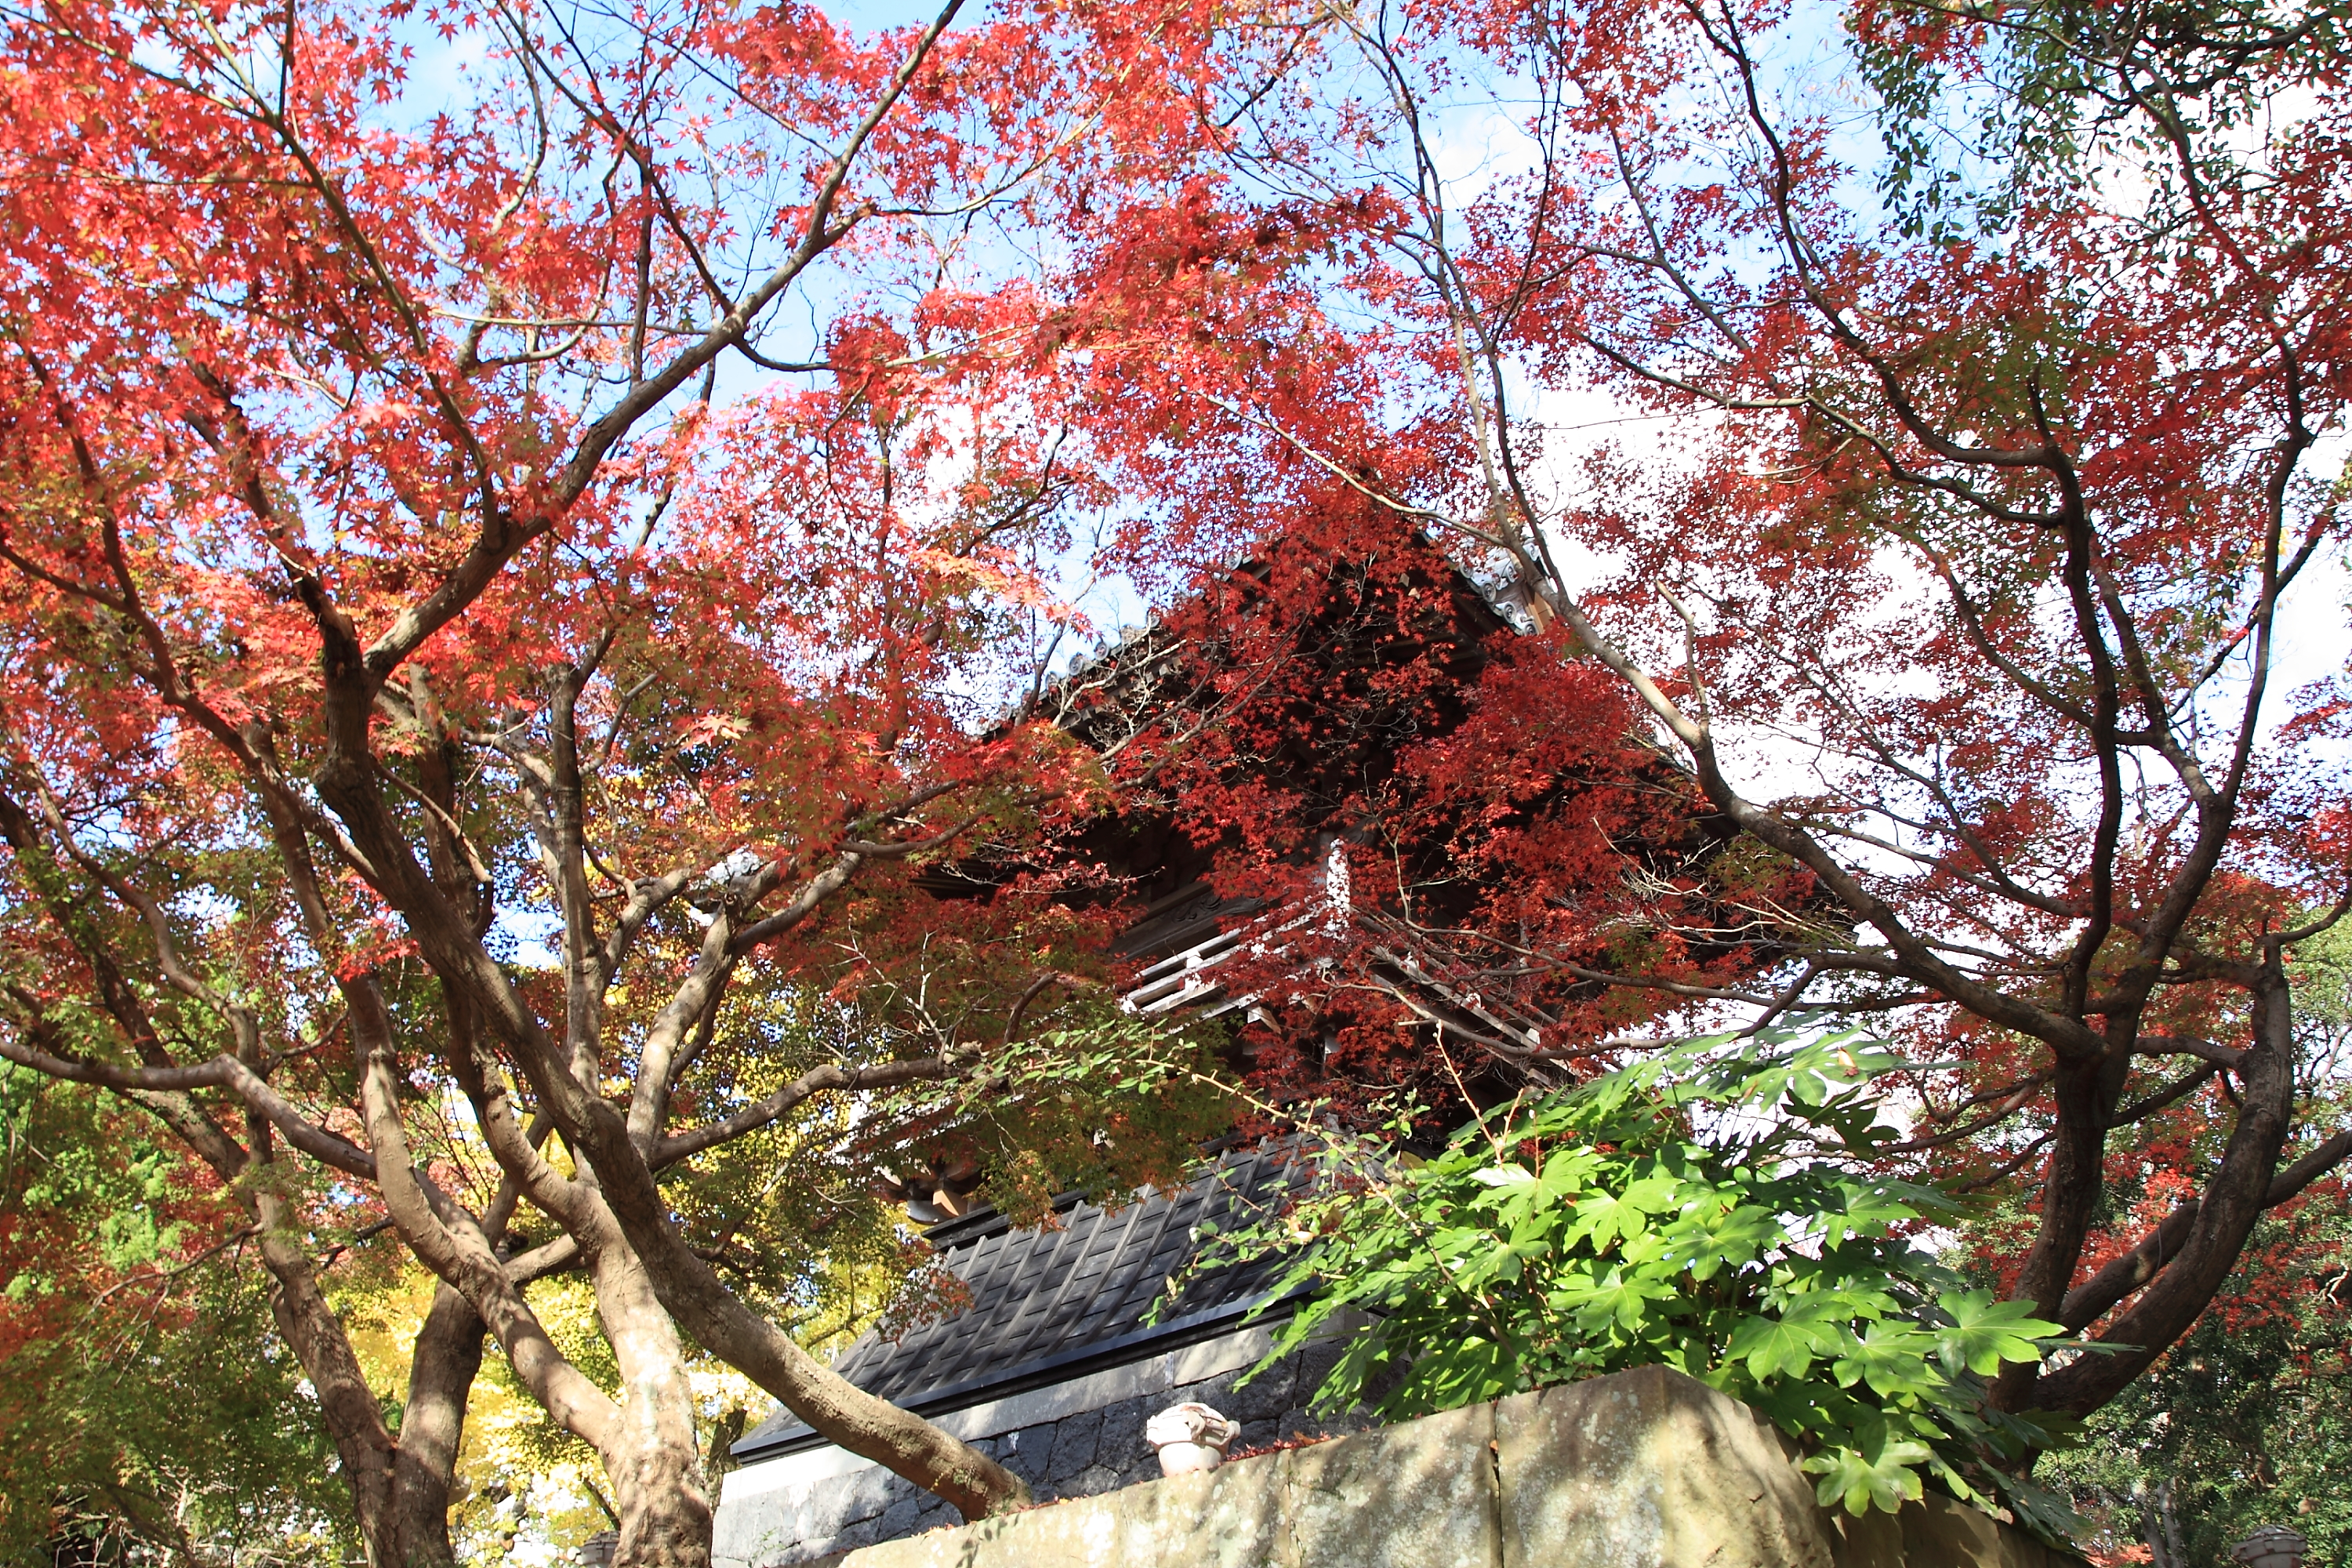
[254,1207,488,1568]
[586,1235,715,1568]
[390,1283,487,1568]
[347,980,718,1563]
[539,1051,1033,1522]
[1976,1045,2129,1413]
[536,1054,1032,1523]
[253,1225,403,1568]
[2020,974,2302,1415]
[252,1207,483,1567]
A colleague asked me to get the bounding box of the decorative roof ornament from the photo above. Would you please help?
[1146,1402,1238,1475]
[2231,1526,2310,1568]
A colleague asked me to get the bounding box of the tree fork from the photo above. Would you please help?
[2027,974,2301,1415]
[310,728,1034,1519]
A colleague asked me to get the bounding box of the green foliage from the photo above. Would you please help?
[983,1012,1240,1217]
[0,1071,354,1566]
[2038,1198,2352,1565]
[646,978,961,1345]
[659,978,1236,1337]
[1852,0,2352,238]
[2290,920,2352,1064]
[0,1280,354,1568]
[1203,1029,2079,1532]
[0,1298,346,1557]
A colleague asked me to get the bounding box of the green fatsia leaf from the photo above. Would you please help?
[1563,1186,1646,1251]
[1834,1318,1949,1400]
[1569,1167,1681,1251]
[1987,1465,2094,1545]
[1726,1301,1852,1381]
[1388,1334,1520,1416]
[1804,1439,1933,1515]
[1936,1291,2066,1377]
[1538,1146,1602,1200]
[1457,1236,1525,1289]
[1816,1176,1936,1240]
[1557,1260,1681,1334]
[1786,1064,1835,1106]
[1662,1200,1787,1279]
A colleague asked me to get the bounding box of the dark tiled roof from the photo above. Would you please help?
[735,1146,1308,1461]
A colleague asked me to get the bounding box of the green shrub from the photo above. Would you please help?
[1202,1028,2080,1535]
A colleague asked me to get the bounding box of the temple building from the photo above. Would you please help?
[709,514,1801,1567]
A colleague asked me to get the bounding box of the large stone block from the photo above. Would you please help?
[840,1461,1287,1568]
[1044,1408,1105,1483]
[1219,1359,1300,1424]
[1494,1363,1839,1568]
[816,1367,2083,1568]
[1825,1502,1907,1568]
[1899,1494,2060,1568]
[1283,1399,1499,1568]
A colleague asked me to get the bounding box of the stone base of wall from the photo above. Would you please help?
[712,1325,1374,1568]
[811,1366,2082,1568]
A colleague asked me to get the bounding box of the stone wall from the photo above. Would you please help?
[809,1366,2083,1568]
[712,1326,1374,1568]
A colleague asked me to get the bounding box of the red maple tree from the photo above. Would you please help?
[1052,0,2352,1423]
[0,1,1267,1560]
